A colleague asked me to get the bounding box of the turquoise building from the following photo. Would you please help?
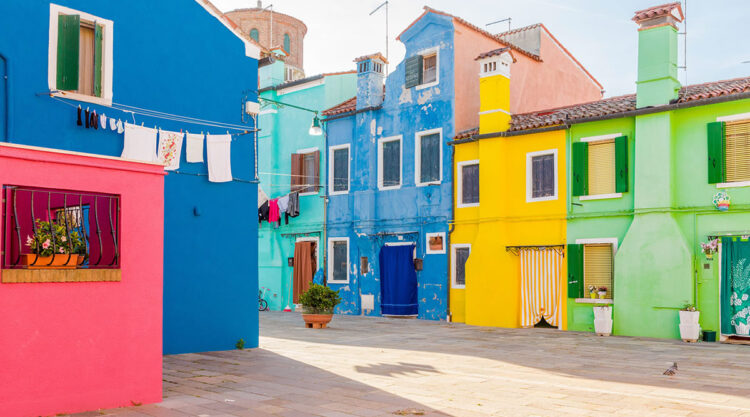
[257,56,355,310]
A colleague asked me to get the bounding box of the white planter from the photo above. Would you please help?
[679,323,700,342]
[593,306,613,336]
[735,322,750,335]
[679,310,700,325]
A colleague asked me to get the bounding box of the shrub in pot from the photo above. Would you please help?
[299,284,342,329]
[679,304,700,342]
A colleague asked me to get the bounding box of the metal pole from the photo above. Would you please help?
[370,1,389,75]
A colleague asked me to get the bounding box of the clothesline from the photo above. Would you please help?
[171,170,258,184]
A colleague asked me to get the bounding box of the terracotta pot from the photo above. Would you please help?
[302,313,333,329]
[24,254,78,269]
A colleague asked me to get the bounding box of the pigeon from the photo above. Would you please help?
[663,362,678,376]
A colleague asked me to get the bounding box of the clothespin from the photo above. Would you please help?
[141,122,144,127]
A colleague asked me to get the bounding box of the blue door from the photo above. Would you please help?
[379,244,418,316]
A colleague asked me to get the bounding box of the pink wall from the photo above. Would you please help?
[0,144,165,417]
[453,22,603,133]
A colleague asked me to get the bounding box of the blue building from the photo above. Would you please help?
[0,0,260,353]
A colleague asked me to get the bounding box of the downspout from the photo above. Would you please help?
[446,144,455,322]
[0,53,9,142]
[322,120,329,285]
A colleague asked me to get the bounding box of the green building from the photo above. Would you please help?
[257,56,356,311]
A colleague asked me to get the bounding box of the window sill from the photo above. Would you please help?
[415,81,439,91]
[451,285,466,290]
[578,193,622,201]
[527,195,558,203]
[416,181,441,187]
[457,203,479,208]
[329,190,349,196]
[327,280,349,285]
[298,191,320,197]
[574,298,613,304]
[378,185,402,191]
[1,268,121,283]
[717,181,750,189]
[52,90,112,106]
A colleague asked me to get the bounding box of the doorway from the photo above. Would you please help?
[719,237,750,341]
[380,243,417,316]
[292,237,318,304]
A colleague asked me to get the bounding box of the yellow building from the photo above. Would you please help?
[449,48,568,329]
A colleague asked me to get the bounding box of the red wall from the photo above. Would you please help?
[0,144,165,417]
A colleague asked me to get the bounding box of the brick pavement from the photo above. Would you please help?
[66,312,750,417]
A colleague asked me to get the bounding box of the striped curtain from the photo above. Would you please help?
[520,248,563,327]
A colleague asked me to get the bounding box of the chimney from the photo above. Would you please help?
[632,2,684,108]
[354,53,388,110]
[476,48,514,133]
[257,1,262,8]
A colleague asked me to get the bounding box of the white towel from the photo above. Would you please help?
[206,134,232,182]
[109,118,117,131]
[121,123,158,163]
[158,130,184,171]
[258,186,269,208]
[186,133,204,163]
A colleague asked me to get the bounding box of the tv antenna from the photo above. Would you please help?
[370,1,389,74]
[486,17,512,33]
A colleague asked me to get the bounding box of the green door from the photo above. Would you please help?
[721,237,750,336]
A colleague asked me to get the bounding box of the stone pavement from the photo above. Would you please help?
[68,312,750,417]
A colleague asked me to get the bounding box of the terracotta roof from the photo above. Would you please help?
[496,23,542,38]
[475,47,514,61]
[632,2,684,23]
[454,128,479,140]
[354,53,389,64]
[321,96,357,116]
[454,76,750,137]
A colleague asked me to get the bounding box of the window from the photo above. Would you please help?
[327,238,349,284]
[457,160,479,207]
[526,149,558,202]
[451,244,471,288]
[572,134,628,199]
[709,118,750,186]
[426,232,445,255]
[291,148,320,195]
[404,47,439,89]
[378,136,402,190]
[358,61,370,73]
[250,28,259,42]
[283,33,291,54]
[415,128,442,186]
[422,53,437,84]
[329,144,350,195]
[567,239,617,299]
[49,4,113,104]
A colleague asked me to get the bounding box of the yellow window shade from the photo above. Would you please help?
[725,120,750,182]
[588,140,615,195]
[584,244,613,298]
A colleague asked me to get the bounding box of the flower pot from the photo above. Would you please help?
[598,292,607,299]
[679,324,700,342]
[735,322,750,335]
[589,293,597,299]
[24,254,78,269]
[705,252,714,260]
[679,310,700,325]
[717,202,730,211]
[302,313,333,329]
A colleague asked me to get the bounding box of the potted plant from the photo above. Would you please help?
[700,238,718,261]
[588,285,598,299]
[593,304,613,336]
[679,303,700,342]
[24,219,79,269]
[299,284,341,329]
[597,286,608,299]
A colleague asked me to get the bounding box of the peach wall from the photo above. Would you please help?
[0,144,165,417]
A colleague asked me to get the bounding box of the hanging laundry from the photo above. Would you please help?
[185,132,204,163]
[157,129,184,171]
[77,106,82,126]
[286,191,300,219]
[206,134,232,183]
[90,110,98,129]
[85,108,90,128]
[269,198,280,227]
[258,200,269,225]
[109,118,117,131]
[117,119,124,134]
[277,194,290,224]
[121,123,158,163]
[258,186,269,208]
[100,113,107,127]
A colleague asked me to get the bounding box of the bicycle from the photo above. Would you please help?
[258,287,269,311]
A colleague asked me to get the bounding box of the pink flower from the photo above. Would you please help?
[61,236,67,242]
[25,235,33,246]
[59,247,65,254]
[42,239,50,250]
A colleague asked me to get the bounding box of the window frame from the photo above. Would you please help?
[48,3,114,106]
[526,149,558,203]
[328,144,350,196]
[716,113,750,188]
[296,147,320,196]
[327,237,350,284]
[414,128,443,187]
[457,159,479,208]
[425,232,446,255]
[574,237,618,301]
[377,135,403,191]
[451,243,471,289]
[416,47,439,90]
[578,133,623,200]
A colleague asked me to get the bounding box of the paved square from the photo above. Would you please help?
[69,312,750,416]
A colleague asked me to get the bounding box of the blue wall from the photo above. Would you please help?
[325,13,454,320]
[0,0,259,353]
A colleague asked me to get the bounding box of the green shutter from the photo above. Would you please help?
[707,121,726,184]
[567,244,584,298]
[615,135,628,193]
[94,24,103,97]
[56,14,80,91]
[404,55,423,89]
[571,141,588,197]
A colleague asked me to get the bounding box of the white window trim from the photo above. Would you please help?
[715,114,750,188]
[295,236,320,272]
[327,237,350,284]
[580,133,622,143]
[328,144,350,196]
[717,181,750,189]
[425,232,446,255]
[579,193,623,201]
[457,159,479,208]
[377,135,403,191]
[416,47,439,90]
[415,128,443,187]
[296,147,320,196]
[526,149,558,203]
[48,3,114,106]
[451,243,471,289]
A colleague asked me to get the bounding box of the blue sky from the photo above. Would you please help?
[214,0,750,97]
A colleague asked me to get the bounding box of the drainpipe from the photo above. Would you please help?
[1,53,9,142]
[445,144,455,322]
[322,120,329,285]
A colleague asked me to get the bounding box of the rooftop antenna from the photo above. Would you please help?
[369,1,389,75]
[486,17,512,33]
[678,0,687,86]
[262,3,274,49]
